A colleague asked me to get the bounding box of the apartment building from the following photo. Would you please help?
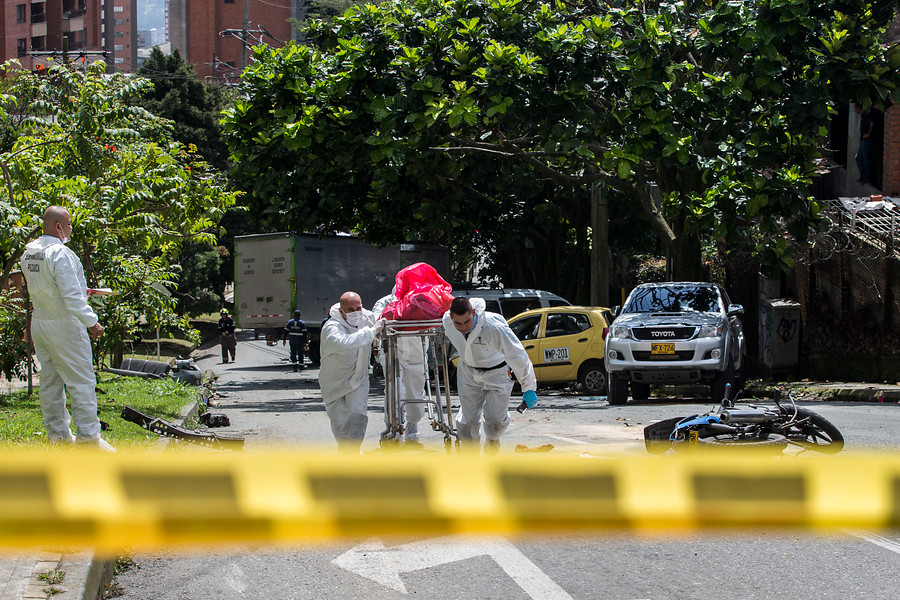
[107,0,137,71]
[1,0,102,69]
[1,0,137,72]
[168,0,300,81]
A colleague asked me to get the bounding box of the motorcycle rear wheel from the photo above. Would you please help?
[778,407,844,453]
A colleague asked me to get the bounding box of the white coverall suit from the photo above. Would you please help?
[20,235,102,443]
[318,303,378,449]
[373,293,428,441]
[442,298,537,444]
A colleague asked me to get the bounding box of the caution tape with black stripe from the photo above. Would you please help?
[1,448,898,553]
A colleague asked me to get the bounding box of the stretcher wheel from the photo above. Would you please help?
[380,437,401,448]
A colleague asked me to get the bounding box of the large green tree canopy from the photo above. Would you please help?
[223,0,900,280]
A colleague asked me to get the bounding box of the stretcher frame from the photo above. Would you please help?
[378,319,458,450]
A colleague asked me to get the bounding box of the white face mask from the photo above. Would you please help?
[345,310,365,327]
[56,223,71,244]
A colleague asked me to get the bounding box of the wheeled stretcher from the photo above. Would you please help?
[378,319,458,450]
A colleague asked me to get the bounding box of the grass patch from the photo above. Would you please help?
[114,552,137,575]
[37,569,65,585]
[0,375,199,449]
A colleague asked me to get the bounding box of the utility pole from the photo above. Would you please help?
[220,0,272,70]
[29,37,109,70]
[242,0,249,70]
[590,181,609,307]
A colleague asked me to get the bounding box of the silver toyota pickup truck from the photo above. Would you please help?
[604,282,745,405]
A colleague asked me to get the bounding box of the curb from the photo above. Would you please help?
[55,552,113,600]
[652,381,900,403]
[72,381,209,599]
[799,385,900,403]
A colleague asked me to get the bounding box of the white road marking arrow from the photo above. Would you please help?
[844,529,900,555]
[332,535,574,598]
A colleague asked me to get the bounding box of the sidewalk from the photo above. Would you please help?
[0,370,198,600]
[1,374,899,600]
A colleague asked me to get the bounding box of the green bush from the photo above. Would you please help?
[0,290,33,382]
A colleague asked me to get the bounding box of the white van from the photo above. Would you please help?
[451,288,571,320]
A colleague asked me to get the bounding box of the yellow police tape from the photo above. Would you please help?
[1,448,898,552]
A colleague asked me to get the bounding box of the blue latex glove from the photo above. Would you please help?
[523,390,538,408]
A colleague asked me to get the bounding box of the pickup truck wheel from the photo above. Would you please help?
[578,362,607,395]
[710,359,736,403]
[630,382,651,401]
[608,375,629,405]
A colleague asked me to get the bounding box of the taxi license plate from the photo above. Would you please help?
[651,343,675,355]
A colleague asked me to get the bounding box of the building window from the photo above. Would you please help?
[31,36,45,51]
[115,57,124,63]
[114,44,123,51]
[31,3,46,23]
[64,30,87,50]
[115,31,124,38]
[17,38,27,57]
[17,4,27,23]
[114,5,123,11]
[114,18,124,25]
[224,0,235,4]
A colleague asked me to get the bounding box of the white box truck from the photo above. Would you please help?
[233,233,449,363]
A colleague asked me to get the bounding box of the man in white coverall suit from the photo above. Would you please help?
[20,206,113,450]
[443,296,538,453]
[373,290,428,443]
[319,291,382,451]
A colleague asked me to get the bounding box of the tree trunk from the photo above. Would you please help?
[669,229,703,281]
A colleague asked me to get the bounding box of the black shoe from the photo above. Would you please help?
[223,359,229,364]
[293,364,298,372]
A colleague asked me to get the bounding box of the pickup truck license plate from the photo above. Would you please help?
[651,343,675,355]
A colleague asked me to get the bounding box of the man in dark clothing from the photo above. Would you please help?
[855,102,875,184]
[283,309,309,371]
[218,308,237,363]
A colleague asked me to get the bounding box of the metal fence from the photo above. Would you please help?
[793,197,900,353]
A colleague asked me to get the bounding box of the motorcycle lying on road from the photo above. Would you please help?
[643,385,844,454]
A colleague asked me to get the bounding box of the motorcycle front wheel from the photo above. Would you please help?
[778,407,844,454]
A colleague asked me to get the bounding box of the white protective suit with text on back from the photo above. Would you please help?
[20,235,101,443]
[373,292,428,441]
[318,302,377,449]
[442,298,537,443]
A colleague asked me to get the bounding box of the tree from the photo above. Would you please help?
[136,48,234,170]
[135,48,242,309]
[223,0,900,283]
[0,59,239,370]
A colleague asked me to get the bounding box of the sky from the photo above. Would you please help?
[139,0,166,32]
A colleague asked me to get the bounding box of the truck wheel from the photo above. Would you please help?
[608,374,629,405]
[631,382,651,401]
[578,362,607,395]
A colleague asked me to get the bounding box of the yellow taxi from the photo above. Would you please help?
[507,306,613,395]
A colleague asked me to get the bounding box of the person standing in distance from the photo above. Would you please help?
[443,296,538,453]
[283,309,309,371]
[854,102,876,185]
[20,205,113,451]
[218,308,237,363]
[318,291,382,451]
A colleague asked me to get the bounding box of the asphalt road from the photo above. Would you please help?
[111,333,900,600]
